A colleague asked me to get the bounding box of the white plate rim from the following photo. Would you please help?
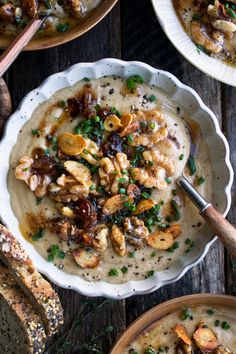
[151,0,236,86]
[0,58,233,299]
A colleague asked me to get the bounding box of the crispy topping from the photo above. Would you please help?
[147,230,174,250]
[15,92,182,270]
[72,248,99,269]
[58,133,87,155]
[110,225,126,256]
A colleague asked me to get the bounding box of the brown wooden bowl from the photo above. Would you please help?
[0,78,12,134]
[110,294,236,354]
[0,0,118,51]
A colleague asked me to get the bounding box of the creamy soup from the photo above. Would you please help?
[173,0,236,66]
[0,0,101,37]
[125,305,236,354]
[8,76,213,283]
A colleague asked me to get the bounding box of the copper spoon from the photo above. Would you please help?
[177,175,236,257]
[0,15,47,77]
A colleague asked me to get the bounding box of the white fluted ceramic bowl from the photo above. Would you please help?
[0,59,233,298]
[152,0,236,86]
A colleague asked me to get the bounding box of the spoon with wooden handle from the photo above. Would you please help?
[0,15,47,77]
[177,175,236,257]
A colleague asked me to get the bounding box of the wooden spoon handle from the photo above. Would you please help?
[0,17,45,77]
[201,204,236,257]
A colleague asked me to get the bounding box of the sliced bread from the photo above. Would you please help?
[0,224,63,336]
[0,264,46,354]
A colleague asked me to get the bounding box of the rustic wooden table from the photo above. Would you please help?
[1,0,236,353]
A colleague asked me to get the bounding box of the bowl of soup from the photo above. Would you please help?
[152,0,236,86]
[0,0,117,50]
[0,59,233,298]
[111,294,236,353]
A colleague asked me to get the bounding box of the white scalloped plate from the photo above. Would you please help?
[151,0,236,86]
[0,59,233,298]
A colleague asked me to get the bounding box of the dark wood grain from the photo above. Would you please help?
[0,0,235,352]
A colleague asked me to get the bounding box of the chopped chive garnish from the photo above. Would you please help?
[167,242,179,253]
[83,77,90,82]
[126,75,144,91]
[121,266,128,274]
[56,22,69,32]
[151,251,156,258]
[36,197,43,205]
[146,270,155,278]
[47,245,65,261]
[121,169,128,174]
[222,321,230,330]
[142,192,151,199]
[188,155,196,175]
[149,95,156,102]
[227,7,236,18]
[118,177,127,183]
[215,319,220,327]
[44,0,51,9]
[181,308,192,320]
[179,154,184,160]
[197,176,205,185]
[44,148,50,156]
[185,238,191,245]
[48,254,54,262]
[58,250,66,259]
[165,177,172,184]
[129,251,136,258]
[150,122,156,130]
[207,309,214,315]
[89,185,95,191]
[108,268,119,276]
[140,121,146,128]
[127,134,133,143]
[32,129,40,136]
[119,188,126,194]
[147,218,154,225]
[130,205,137,212]
[144,347,156,354]
[32,228,44,241]
[166,199,180,222]
[110,106,121,117]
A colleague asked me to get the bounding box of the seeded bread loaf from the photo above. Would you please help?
[0,224,63,336]
[0,264,46,354]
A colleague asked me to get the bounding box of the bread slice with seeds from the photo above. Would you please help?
[0,224,63,336]
[0,264,46,354]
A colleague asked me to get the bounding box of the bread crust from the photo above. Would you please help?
[0,224,63,336]
[0,264,46,353]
